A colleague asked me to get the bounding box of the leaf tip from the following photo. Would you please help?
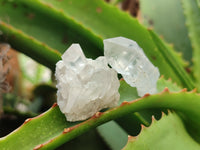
[181,88,187,92]
[163,87,170,93]
[63,128,72,134]
[24,118,32,124]
[52,103,58,108]
[190,88,197,93]
[160,75,164,79]
[161,111,166,118]
[120,101,130,106]
[128,135,135,141]
[167,78,172,81]
[151,115,156,121]
[120,78,124,81]
[93,112,103,118]
[141,124,146,130]
[33,144,43,150]
[143,93,151,98]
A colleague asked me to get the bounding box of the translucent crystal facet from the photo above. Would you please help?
[55,44,120,122]
[104,37,160,97]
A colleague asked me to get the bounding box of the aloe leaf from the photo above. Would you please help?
[149,30,195,90]
[2,88,200,150]
[0,1,102,70]
[1,85,200,149]
[182,0,200,88]
[0,104,76,150]
[4,78,178,150]
[40,89,200,149]
[0,0,195,89]
[157,77,182,92]
[22,0,193,88]
[115,77,182,134]
[0,20,61,71]
[123,112,200,150]
[120,76,182,103]
[89,77,180,150]
[140,0,193,63]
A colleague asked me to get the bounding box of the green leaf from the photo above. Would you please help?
[115,77,181,135]
[0,104,76,150]
[93,78,182,150]
[140,0,193,62]
[24,0,193,88]
[182,0,200,88]
[40,90,200,149]
[157,77,182,92]
[123,112,200,150]
[148,30,195,90]
[0,0,195,89]
[0,1,102,70]
[0,20,61,71]
[1,86,200,149]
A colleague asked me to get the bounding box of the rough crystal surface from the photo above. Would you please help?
[104,37,160,97]
[55,44,120,122]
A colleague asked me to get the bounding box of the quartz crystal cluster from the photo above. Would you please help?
[55,44,120,122]
[104,37,160,97]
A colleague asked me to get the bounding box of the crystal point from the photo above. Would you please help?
[104,37,160,97]
[55,44,120,122]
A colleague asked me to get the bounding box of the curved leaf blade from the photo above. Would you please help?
[1,87,200,149]
[0,0,195,89]
[182,0,200,88]
[0,104,76,150]
[123,112,200,150]
[0,1,102,70]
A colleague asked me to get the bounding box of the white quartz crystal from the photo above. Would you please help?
[55,44,120,122]
[104,37,160,97]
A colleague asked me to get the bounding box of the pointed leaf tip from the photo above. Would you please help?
[161,111,166,117]
[120,101,130,106]
[143,93,151,98]
[33,144,43,150]
[51,103,58,108]
[163,87,170,93]
[93,112,103,118]
[120,78,125,81]
[141,124,146,130]
[127,135,135,141]
[160,75,165,79]
[190,88,197,93]
[63,128,71,134]
[151,115,156,121]
[24,118,32,124]
[123,112,200,150]
[167,78,172,81]
[181,88,187,92]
